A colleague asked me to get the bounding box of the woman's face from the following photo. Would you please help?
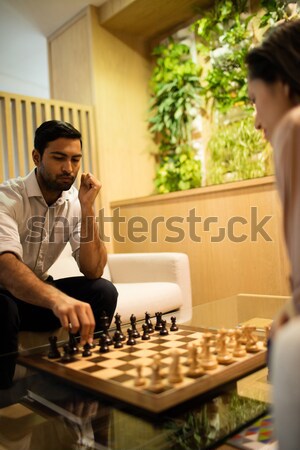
[248,78,294,142]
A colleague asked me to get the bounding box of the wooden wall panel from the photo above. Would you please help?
[89,6,156,210]
[49,14,93,105]
[111,177,291,306]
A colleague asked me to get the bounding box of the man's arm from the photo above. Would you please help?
[0,252,95,344]
[78,173,107,279]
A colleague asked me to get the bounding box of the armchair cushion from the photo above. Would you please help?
[113,282,182,322]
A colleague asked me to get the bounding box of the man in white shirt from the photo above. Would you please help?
[0,120,118,388]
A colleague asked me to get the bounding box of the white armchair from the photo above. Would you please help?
[18,246,192,349]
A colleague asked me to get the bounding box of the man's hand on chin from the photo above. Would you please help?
[78,173,101,210]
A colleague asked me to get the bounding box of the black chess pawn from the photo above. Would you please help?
[142,324,150,340]
[126,328,136,346]
[145,312,154,334]
[105,331,113,346]
[48,336,61,359]
[82,342,92,357]
[130,314,140,339]
[99,333,110,353]
[113,330,124,348]
[170,316,179,332]
[159,319,169,336]
[155,312,163,331]
[61,343,73,361]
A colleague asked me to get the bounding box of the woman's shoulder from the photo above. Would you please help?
[285,105,300,125]
[272,105,300,149]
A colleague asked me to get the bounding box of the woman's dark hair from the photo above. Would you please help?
[246,19,300,98]
[34,120,82,156]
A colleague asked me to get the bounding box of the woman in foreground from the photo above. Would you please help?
[246,19,300,449]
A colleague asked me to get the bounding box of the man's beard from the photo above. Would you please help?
[55,175,75,190]
[42,173,75,191]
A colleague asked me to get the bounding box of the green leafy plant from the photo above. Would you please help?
[148,39,202,193]
[193,0,254,114]
[148,1,300,194]
[206,116,273,185]
[259,0,300,28]
[154,146,201,194]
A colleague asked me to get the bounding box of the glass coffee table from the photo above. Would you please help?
[0,293,288,450]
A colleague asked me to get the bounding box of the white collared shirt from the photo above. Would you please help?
[0,170,81,280]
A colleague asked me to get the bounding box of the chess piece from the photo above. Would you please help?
[113,330,124,348]
[147,354,164,393]
[170,316,178,332]
[48,335,60,358]
[233,329,246,357]
[227,329,236,349]
[155,312,163,331]
[114,313,126,341]
[130,314,140,339]
[142,324,150,340]
[61,343,73,361]
[200,333,218,370]
[216,329,234,365]
[99,333,110,353]
[82,342,92,357]
[245,326,260,353]
[145,312,154,333]
[126,328,136,346]
[48,336,61,359]
[99,311,113,345]
[159,319,169,336]
[68,332,79,355]
[134,363,146,387]
[239,326,247,345]
[186,343,204,378]
[168,349,183,384]
[185,342,194,366]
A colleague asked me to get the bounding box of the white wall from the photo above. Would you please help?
[0,0,49,98]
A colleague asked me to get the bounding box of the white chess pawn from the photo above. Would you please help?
[200,333,218,370]
[186,343,204,378]
[134,363,146,387]
[148,354,165,393]
[168,349,183,384]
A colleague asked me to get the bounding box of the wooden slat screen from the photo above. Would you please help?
[0,91,97,187]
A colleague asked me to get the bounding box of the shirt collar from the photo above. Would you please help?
[24,169,72,205]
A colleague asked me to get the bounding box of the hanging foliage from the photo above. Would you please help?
[148,40,202,193]
[148,1,300,193]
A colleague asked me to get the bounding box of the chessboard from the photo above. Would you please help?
[18,315,268,413]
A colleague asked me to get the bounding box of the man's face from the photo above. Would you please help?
[33,138,82,191]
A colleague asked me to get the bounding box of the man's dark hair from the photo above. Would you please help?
[34,120,82,156]
[246,19,300,99]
